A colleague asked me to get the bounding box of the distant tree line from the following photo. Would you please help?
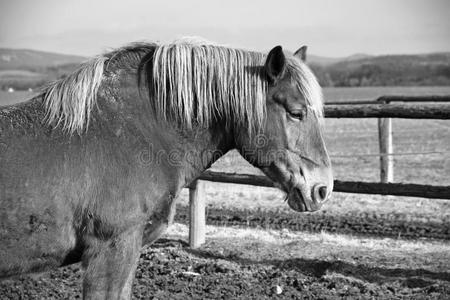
[2,53,450,90]
[310,53,450,87]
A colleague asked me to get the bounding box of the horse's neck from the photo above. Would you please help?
[107,95,234,186]
[102,70,234,188]
[158,123,234,188]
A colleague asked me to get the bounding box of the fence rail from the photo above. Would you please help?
[324,103,450,119]
[187,95,450,248]
[197,171,450,200]
[326,95,450,105]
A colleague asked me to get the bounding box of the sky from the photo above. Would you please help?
[0,0,449,57]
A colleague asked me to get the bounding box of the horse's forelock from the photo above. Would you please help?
[285,57,324,118]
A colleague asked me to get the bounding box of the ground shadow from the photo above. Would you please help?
[153,239,450,288]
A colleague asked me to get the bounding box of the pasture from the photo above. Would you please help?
[1,86,449,298]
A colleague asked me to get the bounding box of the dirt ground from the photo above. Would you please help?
[1,164,449,299]
[1,224,449,299]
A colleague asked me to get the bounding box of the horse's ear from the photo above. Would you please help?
[294,46,307,62]
[265,46,285,82]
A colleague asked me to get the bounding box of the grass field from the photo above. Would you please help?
[0,90,35,106]
[199,86,450,238]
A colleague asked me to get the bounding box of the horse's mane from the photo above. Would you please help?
[42,38,322,134]
[41,43,153,134]
[42,56,106,134]
[141,38,268,131]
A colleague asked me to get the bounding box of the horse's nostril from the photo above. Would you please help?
[319,186,327,200]
[313,184,328,202]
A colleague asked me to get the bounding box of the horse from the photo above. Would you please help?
[0,38,333,299]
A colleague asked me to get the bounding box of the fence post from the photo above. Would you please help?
[189,180,206,248]
[378,117,394,183]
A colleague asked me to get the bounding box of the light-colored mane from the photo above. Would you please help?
[151,38,323,131]
[151,38,267,130]
[42,38,323,134]
[43,56,107,134]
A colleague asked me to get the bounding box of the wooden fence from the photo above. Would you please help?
[187,95,450,248]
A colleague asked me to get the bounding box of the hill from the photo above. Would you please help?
[0,48,86,71]
[308,53,373,66]
[310,52,450,87]
[0,48,86,91]
[1,48,449,90]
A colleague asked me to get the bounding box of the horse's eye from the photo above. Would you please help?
[288,110,304,120]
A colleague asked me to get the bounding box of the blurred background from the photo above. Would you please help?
[0,0,450,92]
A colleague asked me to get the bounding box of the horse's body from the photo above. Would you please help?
[0,39,332,299]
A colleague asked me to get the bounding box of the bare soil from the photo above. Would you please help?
[1,224,449,299]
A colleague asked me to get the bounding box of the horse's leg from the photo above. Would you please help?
[82,225,143,300]
[142,195,177,245]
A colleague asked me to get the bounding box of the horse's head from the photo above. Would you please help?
[236,45,333,212]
